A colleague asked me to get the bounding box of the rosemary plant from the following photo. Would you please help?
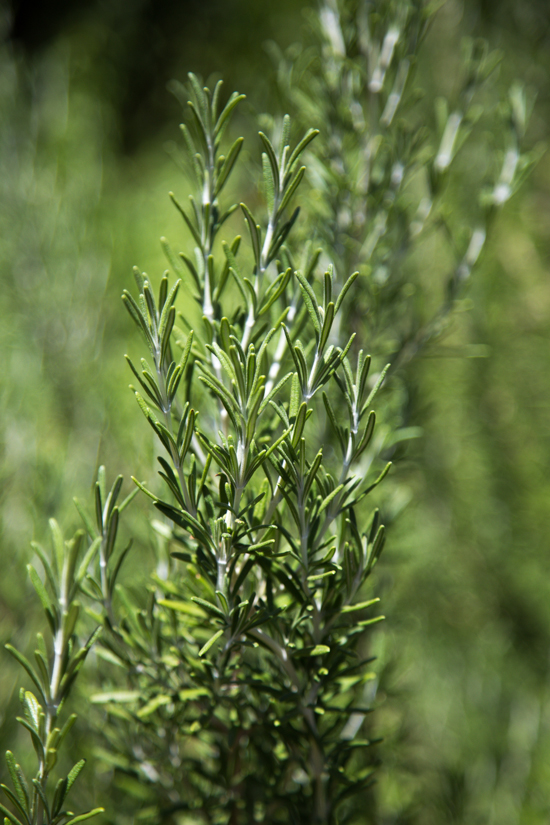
[272,0,533,370]
[76,72,388,824]
[2,3,534,825]
[1,522,103,825]
[88,14,532,810]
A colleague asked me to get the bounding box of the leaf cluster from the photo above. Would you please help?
[272,0,535,371]
[80,72,395,824]
[2,523,104,825]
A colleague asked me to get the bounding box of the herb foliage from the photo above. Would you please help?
[1,2,534,825]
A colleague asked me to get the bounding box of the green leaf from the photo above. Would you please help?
[288,371,300,420]
[169,192,202,248]
[30,543,57,596]
[158,279,180,342]
[364,462,392,495]
[143,281,159,338]
[240,203,262,269]
[355,411,376,458]
[187,100,208,152]
[72,500,96,540]
[262,153,276,214]
[282,328,305,389]
[198,373,241,426]
[157,599,205,618]
[121,291,154,350]
[334,271,359,315]
[214,91,246,138]
[278,165,305,216]
[222,241,248,304]
[62,603,80,640]
[0,787,28,825]
[0,802,25,825]
[90,691,140,704]
[322,393,345,452]
[178,687,209,701]
[64,807,104,825]
[191,597,226,619]
[5,752,29,816]
[179,252,202,292]
[5,649,46,702]
[318,484,345,515]
[48,519,65,583]
[341,598,380,614]
[369,524,386,566]
[215,137,244,197]
[286,128,319,171]
[279,114,291,162]
[307,570,336,582]
[65,760,86,797]
[76,537,101,586]
[323,267,332,308]
[211,79,223,121]
[356,615,385,628]
[292,402,308,448]
[57,714,77,750]
[318,301,335,352]
[310,645,330,656]
[199,629,224,657]
[21,690,42,730]
[303,449,323,499]
[259,131,280,195]
[361,363,390,413]
[131,478,158,502]
[106,474,124,518]
[137,695,171,719]
[258,371,292,415]
[188,72,208,119]
[178,409,196,462]
[33,651,49,694]
[14,726,43,769]
[268,207,300,262]
[295,270,321,334]
[107,540,133,592]
[216,591,229,615]
[258,267,292,316]
[161,237,186,280]
[104,506,119,562]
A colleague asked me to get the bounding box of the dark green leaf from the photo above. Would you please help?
[278,166,305,216]
[5,753,29,817]
[169,193,202,248]
[334,271,359,315]
[215,137,244,197]
[240,203,261,269]
[5,649,46,702]
[0,801,25,825]
[214,92,246,138]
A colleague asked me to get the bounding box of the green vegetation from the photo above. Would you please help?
[1,0,549,823]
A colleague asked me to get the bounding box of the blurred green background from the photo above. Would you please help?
[1,0,550,822]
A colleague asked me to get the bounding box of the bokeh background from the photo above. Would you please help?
[1,0,550,822]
